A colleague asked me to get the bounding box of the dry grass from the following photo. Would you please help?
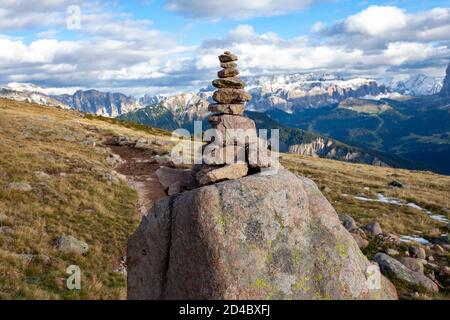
[281,154,450,238]
[0,99,174,299]
[1,98,449,300]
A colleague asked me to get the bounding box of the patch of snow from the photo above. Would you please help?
[353,194,449,224]
[376,193,402,205]
[364,92,408,100]
[430,215,450,223]
[353,193,402,205]
[354,196,373,202]
[399,235,432,246]
[407,202,449,223]
[407,203,423,210]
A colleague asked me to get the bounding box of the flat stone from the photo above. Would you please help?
[218,51,238,63]
[196,163,248,186]
[208,103,245,115]
[212,78,245,89]
[220,62,237,69]
[155,166,198,193]
[208,114,256,145]
[203,144,246,165]
[218,68,239,78]
[213,88,251,104]
[397,257,424,274]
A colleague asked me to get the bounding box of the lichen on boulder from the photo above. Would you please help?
[127,169,397,300]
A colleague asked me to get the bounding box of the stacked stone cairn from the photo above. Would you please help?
[194,51,277,186]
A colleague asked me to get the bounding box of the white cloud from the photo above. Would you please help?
[344,6,408,36]
[382,42,448,66]
[0,3,448,96]
[321,6,450,47]
[165,0,320,19]
[193,24,449,80]
[0,0,83,30]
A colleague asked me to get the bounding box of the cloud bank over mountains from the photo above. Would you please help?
[0,1,448,95]
[165,0,321,19]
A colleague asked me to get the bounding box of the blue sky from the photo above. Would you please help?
[0,0,449,95]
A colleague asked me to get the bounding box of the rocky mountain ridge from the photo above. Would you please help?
[2,70,444,117]
[288,137,389,167]
[55,90,143,117]
[387,74,443,97]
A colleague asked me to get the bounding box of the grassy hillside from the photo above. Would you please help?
[0,98,449,299]
[282,154,449,238]
[0,98,171,299]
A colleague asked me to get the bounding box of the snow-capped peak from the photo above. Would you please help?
[385,74,443,96]
[6,82,46,94]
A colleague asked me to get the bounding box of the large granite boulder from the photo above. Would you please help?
[128,169,397,300]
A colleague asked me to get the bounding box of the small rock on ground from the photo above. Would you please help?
[397,257,425,274]
[386,248,400,256]
[373,252,438,293]
[409,246,427,259]
[6,182,32,192]
[0,226,13,235]
[106,153,124,167]
[363,222,383,236]
[339,213,357,231]
[33,171,50,180]
[350,232,369,249]
[55,235,89,255]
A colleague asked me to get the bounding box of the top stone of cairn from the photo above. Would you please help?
[218,51,238,63]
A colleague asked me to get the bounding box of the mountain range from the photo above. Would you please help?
[1,65,448,173]
[121,63,450,174]
[0,72,443,117]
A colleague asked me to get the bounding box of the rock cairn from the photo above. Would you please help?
[194,51,275,186]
